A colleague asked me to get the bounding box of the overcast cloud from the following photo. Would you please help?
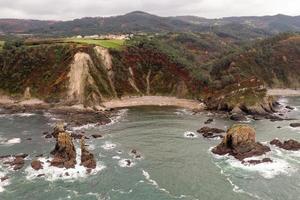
[0,0,299,20]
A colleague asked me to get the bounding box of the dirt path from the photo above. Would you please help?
[102,96,205,110]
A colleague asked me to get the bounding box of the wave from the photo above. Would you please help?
[211,147,297,179]
[174,109,195,116]
[101,141,117,150]
[118,159,135,168]
[0,137,21,145]
[183,131,198,139]
[0,169,10,193]
[71,109,128,131]
[142,170,193,199]
[25,147,105,181]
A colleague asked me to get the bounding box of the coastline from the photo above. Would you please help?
[102,96,205,110]
[267,89,300,96]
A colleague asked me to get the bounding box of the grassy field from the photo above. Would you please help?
[65,38,125,49]
[0,41,4,51]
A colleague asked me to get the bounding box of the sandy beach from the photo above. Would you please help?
[103,96,205,110]
[267,89,300,96]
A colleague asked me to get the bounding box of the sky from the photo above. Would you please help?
[0,0,299,20]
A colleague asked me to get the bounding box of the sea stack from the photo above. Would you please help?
[212,124,270,161]
[50,126,77,169]
[80,138,96,169]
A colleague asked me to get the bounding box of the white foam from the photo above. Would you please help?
[72,123,98,131]
[14,113,36,117]
[71,109,128,131]
[175,109,194,116]
[25,147,105,181]
[0,170,10,193]
[118,159,135,168]
[211,147,297,179]
[0,138,21,145]
[183,131,198,138]
[112,156,121,160]
[106,109,128,126]
[43,112,60,121]
[101,142,116,150]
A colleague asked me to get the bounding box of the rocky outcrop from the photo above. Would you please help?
[80,138,96,169]
[197,127,225,138]
[3,154,28,171]
[242,158,272,165]
[50,132,76,169]
[290,123,300,128]
[230,113,247,121]
[212,124,270,160]
[31,160,43,171]
[270,139,300,151]
[51,122,66,138]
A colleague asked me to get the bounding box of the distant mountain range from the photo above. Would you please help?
[0,11,299,40]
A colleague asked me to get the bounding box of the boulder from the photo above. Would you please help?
[31,160,43,171]
[204,118,214,124]
[286,106,295,110]
[270,139,300,151]
[197,127,225,138]
[230,113,247,121]
[130,149,142,159]
[50,132,76,168]
[91,134,103,139]
[212,124,270,160]
[290,123,300,128]
[80,138,96,169]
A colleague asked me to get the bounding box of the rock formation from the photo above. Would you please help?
[197,127,225,138]
[270,139,300,151]
[290,123,300,128]
[50,131,77,169]
[31,160,43,171]
[80,138,96,169]
[212,124,270,161]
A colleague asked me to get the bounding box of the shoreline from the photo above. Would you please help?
[267,89,300,96]
[102,96,205,110]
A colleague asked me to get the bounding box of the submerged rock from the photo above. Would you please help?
[290,123,300,128]
[80,138,96,169]
[50,132,76,168]
[204,118,214,124]
[0,176,9,182]
[285,105,295,110]
[230,113,247,121]
[270,139,300,151]
[242,158,272,165]
[31,160,44,171]
[91,134,103,139]
[197,127,225,138]
[3,154,28,171]
[212,124,270,160]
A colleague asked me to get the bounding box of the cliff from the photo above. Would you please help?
[0,33,299,112]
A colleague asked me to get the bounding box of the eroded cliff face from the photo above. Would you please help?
[67,52,104,105]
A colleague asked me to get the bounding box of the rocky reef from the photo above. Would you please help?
[212,124,271,161]
[270,139,300,151]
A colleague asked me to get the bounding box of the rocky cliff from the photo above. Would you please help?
[0,33,299,112]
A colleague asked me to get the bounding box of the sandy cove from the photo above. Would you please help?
[267,89,300,96]
[102,96,205,110]
[0,95,205,111]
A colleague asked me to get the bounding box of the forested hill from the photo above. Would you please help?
[0,11,299,40]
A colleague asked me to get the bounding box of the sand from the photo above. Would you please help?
[102,96,205,110]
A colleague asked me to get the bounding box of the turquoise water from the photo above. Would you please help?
[0,97,300,200]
